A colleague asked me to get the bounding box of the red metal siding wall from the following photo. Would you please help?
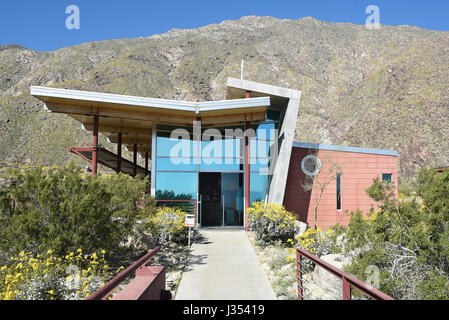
[283,147,398,229]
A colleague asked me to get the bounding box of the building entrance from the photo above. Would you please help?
[199,172,244,227]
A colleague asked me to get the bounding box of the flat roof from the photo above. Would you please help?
[30,86,270,113]
[293,142,400,157]
[30,85,271,157]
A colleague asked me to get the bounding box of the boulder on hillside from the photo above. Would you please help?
[294,221,308,237]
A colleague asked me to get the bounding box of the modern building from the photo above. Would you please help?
[30,78,398,229]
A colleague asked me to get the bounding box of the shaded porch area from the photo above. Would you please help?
[69,146,150,178]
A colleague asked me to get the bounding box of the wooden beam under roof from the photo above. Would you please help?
[72,114,153,134]
[106,133,152,145]
[46,102,196,125]
[201,110,266,125]
[83,123,153,136]
[76,108,266,136]
[49,102,267,125]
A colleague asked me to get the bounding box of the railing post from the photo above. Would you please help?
[295,248,393,300]
[297,250,303,300]
[342,277,351,300]
[86,246,160,300]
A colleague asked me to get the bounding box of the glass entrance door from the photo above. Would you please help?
[199,172,243,227]
[221,173,244,226]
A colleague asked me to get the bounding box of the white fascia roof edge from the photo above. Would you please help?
[198,97,270,111]
[30,86,197,112]
[30,86,270,112]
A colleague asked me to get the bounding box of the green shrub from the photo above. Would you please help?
[248,202,297,245]
[343,168,449,300]
[149,207,191,244]
[0,163,156,260]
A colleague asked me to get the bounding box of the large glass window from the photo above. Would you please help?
[155,125,197,200]
[155,172,198,199]
[156,157,197,171]
[250,172,269,205]
[201,126,244,167]
[247,109,280,204]
[382,173,392,184]
[337,173,342,210]
[154,107,281,206]
[199,162,243,172]
[250,139,275,158]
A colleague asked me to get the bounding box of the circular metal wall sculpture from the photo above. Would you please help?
[301,155,322,177]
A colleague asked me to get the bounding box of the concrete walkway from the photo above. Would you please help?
[175,229,276,300]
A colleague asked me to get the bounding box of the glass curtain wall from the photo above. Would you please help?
[199,125,244,226]
[155,125,197,200]
[154,108,281,225]
[249,109,280,204]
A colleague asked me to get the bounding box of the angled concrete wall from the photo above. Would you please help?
[267,97,301,204]
[225,78,301,205]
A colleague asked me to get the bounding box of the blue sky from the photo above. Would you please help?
[1,0,448,52]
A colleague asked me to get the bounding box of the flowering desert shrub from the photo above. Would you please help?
[248,202,297,245]
[0,249,113,300]
[150,207,190,244]
[284,226,345,268]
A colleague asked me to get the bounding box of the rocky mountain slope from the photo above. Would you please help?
[0,16,448,177]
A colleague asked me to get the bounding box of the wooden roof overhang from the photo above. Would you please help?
[30,86,270,158]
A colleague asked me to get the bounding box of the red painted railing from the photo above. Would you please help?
[86,246,170,300]
[296,248,394,300]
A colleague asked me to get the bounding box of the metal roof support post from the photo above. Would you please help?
[150,124,157,197]
[117,132,122,173]
[133,144,137,177]
[92,114,99,176]
[244,90,251,231]
[145,152,149,174]
[144,151,149,193]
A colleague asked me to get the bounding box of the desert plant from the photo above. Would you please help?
[343,168,449,300]
[0,249,112,300]
[248,201,297,245]
[149,207,196,245]
[0,163,156,260]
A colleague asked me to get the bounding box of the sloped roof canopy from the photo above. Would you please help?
[30,86,270,157]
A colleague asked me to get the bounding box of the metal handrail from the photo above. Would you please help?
[296,248,394,300]
[86,246,160,300]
